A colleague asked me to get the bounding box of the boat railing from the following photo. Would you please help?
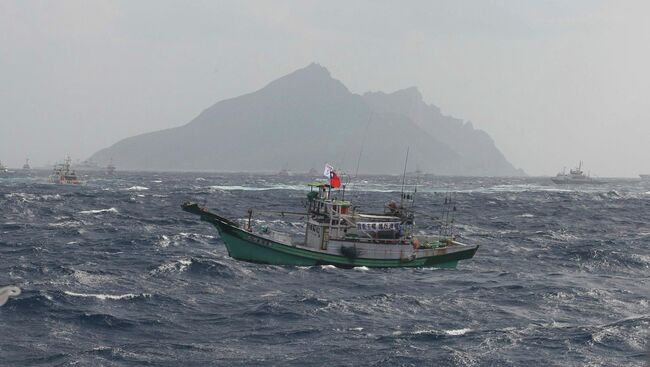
[262,228,293,244]
[340,234,452,248]
[349,237,405,245]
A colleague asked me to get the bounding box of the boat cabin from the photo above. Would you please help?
[303,181,404,250]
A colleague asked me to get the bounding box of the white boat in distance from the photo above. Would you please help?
[551,162,604,185]
[49,156,81,184]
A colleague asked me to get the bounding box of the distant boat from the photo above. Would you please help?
[49,156,81,185]
[640,174,650,180]
[551,161,604,185]
[278,168,291,177]
[0,161,7,173]
[22,158,31,171]
[106,159,116,175]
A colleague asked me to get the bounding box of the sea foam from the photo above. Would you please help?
[64,291,151,300]
[79,208,118,215]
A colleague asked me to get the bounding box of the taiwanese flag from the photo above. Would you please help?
[329,171,341,188]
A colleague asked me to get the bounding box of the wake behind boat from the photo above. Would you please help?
[551,161,604,185]
[182,166,478,268]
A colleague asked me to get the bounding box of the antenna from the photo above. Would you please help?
[348,113,373,196]
[354,113,373,179]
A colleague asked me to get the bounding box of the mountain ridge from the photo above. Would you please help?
[89,63,524,176]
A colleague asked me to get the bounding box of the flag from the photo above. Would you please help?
[324,163,341,188]
[323,163,334,179]
[330,171,341,188]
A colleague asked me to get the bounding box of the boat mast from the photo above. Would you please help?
[400,147,410,209]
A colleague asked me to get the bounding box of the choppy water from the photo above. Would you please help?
[1,171,649,366]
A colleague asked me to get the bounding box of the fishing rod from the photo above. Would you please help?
[347,113,373,196]
[438,191,458,239]
[354,113,373,179]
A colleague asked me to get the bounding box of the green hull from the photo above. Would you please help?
[183,203,478,269]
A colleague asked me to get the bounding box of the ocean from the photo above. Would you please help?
[1,171,649,366]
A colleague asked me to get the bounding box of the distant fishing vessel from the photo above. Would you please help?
[0,161,7,173]
[49,157,81,184]
[182,165,478,268]
[22,158,31,170]
[106,159,116,175]
[551,162,604,185]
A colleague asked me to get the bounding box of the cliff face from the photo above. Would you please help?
[363,88,524,176]
[90,63,524,176]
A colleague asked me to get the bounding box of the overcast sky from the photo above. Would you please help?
[1,1,649,176]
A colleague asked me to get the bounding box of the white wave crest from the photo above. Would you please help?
[123,186,149,191]
[412,327,471,336]
[207,184,401,193]
[150,259,192,275]
[79,208,118,215]
[64,291,151,300]
[208,185,279,191]
[444,328,471,336]
[156,235,171,248]
[48,220,82,227]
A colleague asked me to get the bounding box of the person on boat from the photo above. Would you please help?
[387,200,399,214]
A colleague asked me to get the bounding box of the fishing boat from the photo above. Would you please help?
[182,168,478,268]
[0,161,7,173]
[49,156,81,184]
[106,159,116,175]
[22,158,31,171]
[551,162,604,185]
